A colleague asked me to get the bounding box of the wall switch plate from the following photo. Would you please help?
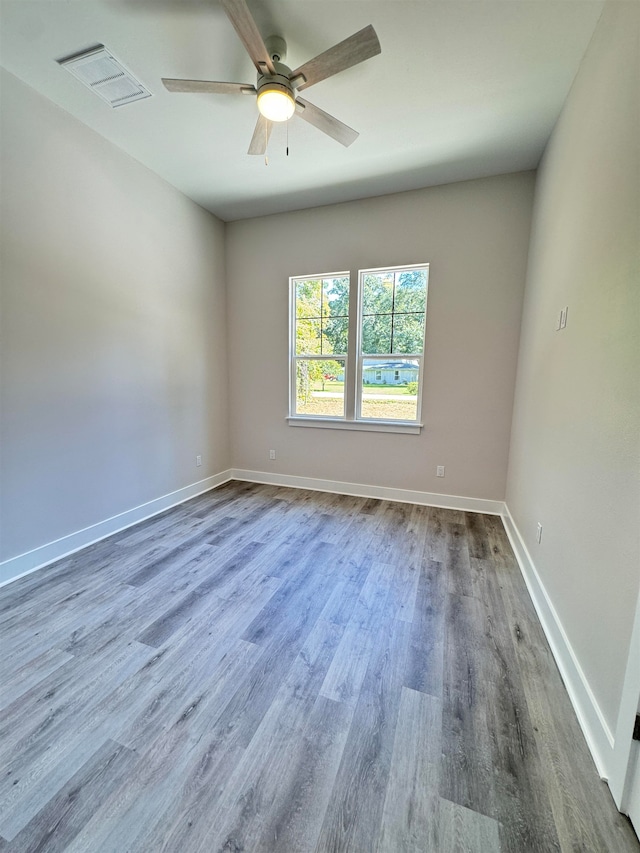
[269,449,276,460]
[537,522,543,543]
[557,306,568,330]
[436,465,445,478]
[196,455,202,467]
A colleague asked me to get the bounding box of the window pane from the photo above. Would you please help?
[296,318,322,355]
[391,313,425,354]
[295,359,345,417]
[360,358,419,421]
[324,277,350,318]
[394,270,427,313]
[362,314,392,354]
[296,280,321,318]
[323,316,349,356]
[363,273,393,314]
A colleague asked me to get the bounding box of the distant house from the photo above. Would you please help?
[362,360,419,385]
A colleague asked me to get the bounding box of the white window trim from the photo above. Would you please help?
[287,416,423,434]
[289,263,429,433]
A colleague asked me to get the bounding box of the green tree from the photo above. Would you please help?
[361,270,426,354]
[323,277,349,354]
[295,277,347,402]
[396,269,427,312]
[295,277,349,356]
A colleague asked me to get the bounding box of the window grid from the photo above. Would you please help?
[295,277,349,358]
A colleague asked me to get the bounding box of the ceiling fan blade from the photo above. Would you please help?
[292,25,380,92]
[295,97,358,147]
[162,78,256,95]
[248,114,273,155]
[220,0,276,76]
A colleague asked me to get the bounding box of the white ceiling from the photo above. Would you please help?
[0,0,604,221]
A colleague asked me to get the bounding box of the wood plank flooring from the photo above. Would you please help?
[0,481,637,852]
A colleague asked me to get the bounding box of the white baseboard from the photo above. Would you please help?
[501,505,615,781]
[230,468,506,515]
[0,470,233,588]
[0,470,503,589]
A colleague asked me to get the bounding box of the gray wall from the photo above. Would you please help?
[226,172,534,501]
[0,70,230,562]
[505,2,640,733]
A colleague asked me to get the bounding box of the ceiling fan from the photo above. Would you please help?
[161,0,381,155]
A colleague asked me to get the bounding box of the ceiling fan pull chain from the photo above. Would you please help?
[287,120,289,157]
[265,121,269,166]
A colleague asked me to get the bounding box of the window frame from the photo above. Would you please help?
[288,263,429,434]
[289,271,350,422]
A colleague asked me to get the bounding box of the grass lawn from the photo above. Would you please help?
[296,397,418,420]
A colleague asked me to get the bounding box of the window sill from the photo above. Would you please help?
[287,416,423,435]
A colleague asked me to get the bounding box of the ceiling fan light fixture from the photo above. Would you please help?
[161,0,382,153]
[257,82,295,122]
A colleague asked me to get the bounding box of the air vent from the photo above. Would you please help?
[58,46,151,108]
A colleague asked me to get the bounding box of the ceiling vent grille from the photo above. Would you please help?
[58,46,152,108]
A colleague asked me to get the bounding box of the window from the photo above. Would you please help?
[290,264,429,432]
[357,265,428,423]
[291,273,350,418]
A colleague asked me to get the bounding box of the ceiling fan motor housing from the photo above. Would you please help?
[257,60,294,100]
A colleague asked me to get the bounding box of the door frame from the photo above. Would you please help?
[610,586,640,818]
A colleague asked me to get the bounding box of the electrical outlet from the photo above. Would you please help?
[537,522,543,543]
[269,449,276,460]
[436,465,445,478]
[196,455,202,467]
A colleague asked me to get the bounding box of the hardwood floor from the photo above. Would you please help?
[0,481,637,852]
